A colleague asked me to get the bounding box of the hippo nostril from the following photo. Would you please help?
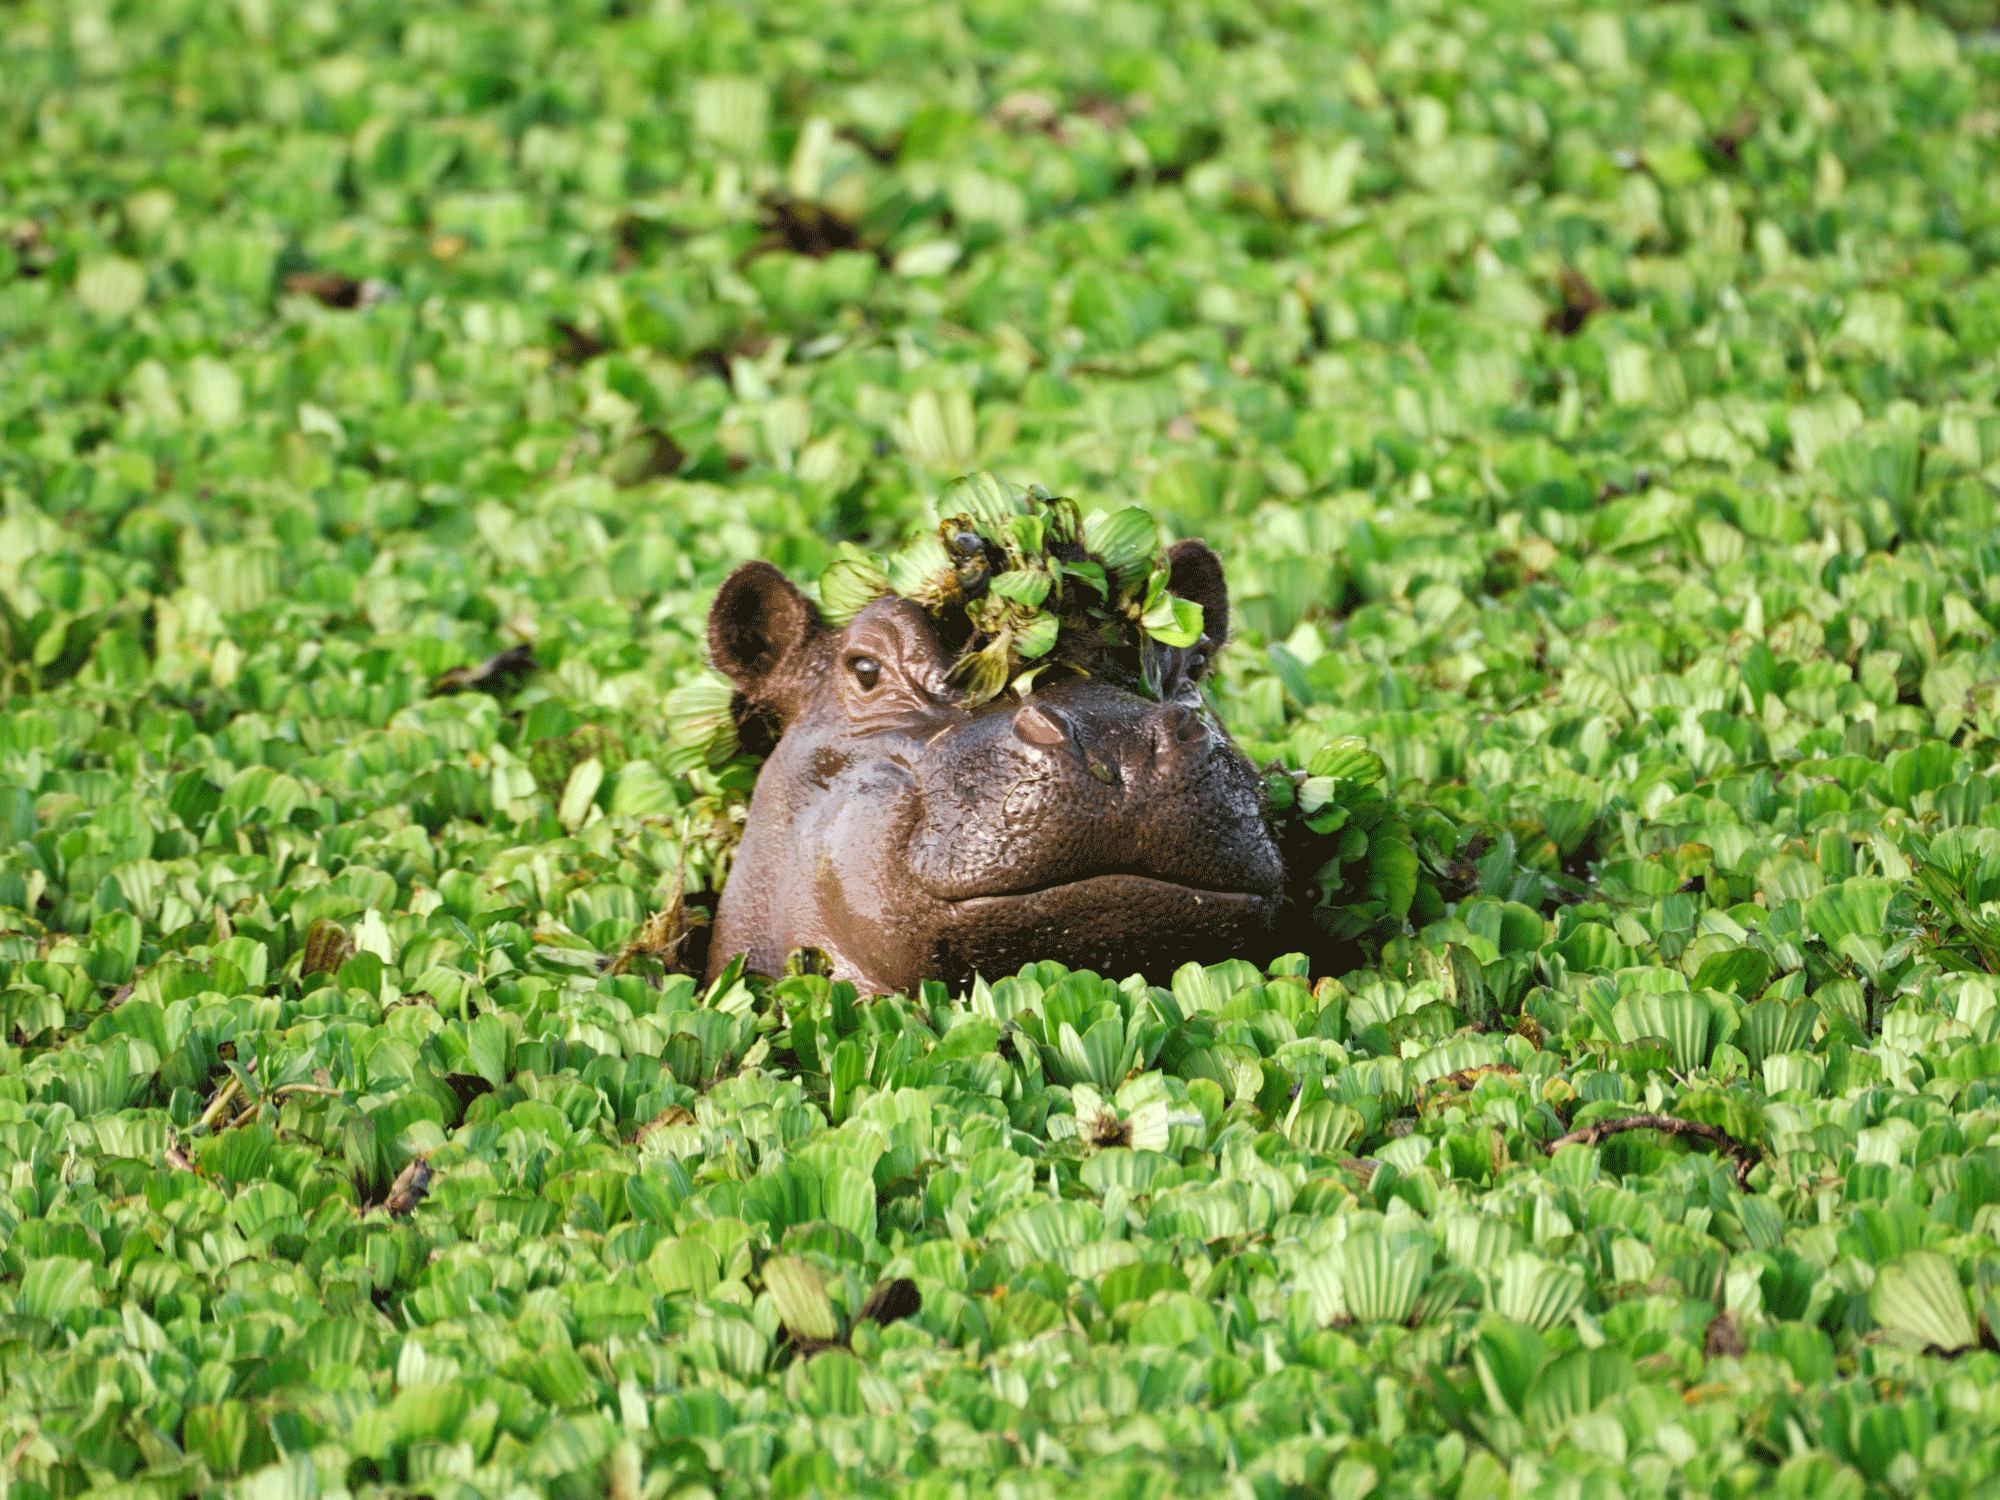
[1014,703,1069,748]
[1157,705,1208,746]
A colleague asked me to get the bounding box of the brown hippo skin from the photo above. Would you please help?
[702,540,1284,994]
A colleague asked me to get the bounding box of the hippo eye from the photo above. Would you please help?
[848,655,882,690]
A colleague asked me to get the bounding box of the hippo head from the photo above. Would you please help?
[702,540,1283,994]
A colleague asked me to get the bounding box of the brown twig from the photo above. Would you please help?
[206,1081,342,1133]
[608,895,707,978]
[1546,1113,1759,1189]
[195,1077,240,1130]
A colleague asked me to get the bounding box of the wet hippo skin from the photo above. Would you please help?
[703,539,1283,994]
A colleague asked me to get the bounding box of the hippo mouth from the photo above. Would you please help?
[945,872,1269,908]
[933,874,1277,983]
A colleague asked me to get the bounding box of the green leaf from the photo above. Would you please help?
[1340,1231,1430,1324]
[938,471,1025,530]
[1062,559,1109,597]
[1490,1253,1585,1331]
[1472,1319,1546,1418]
[822,1164,877,1244]
[1368,830,1420,924]
[1613,990,1712,1072]
[558,757,605,832]
[75,256,147,318]
[1141,591,1207,648]
[885,530,954,601]
[14,1257,98,1322]
[988,568,1053,607]
[1690,947,1770,998]
[765,1255,841,1342]
[200,1123,277,1188]
[1739,1000,1818,1069]
[1083,507,1160,590]
[1804,878,1897,952]
[1870,1252,1976,1352]
[819,544,894,625]
[466,1013,512,1088]
[1058,1015,1131,1092]
[1308,739,1386,783]
[1014,611,1059,660]
[1524,1349,1635,1440]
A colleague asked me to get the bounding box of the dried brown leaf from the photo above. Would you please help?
[384,1156,433,1218]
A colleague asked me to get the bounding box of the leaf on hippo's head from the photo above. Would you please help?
[1062,558,1108,598]
[1140,586,1206,649]
[940,470,1028,530]
[819,543,893,626]
[953,633,1016,706]
[1001,513,1045,566]
[1309,738,1388,784]
[1084,506,1161,592]
[885,530,955,607]
[1014,612,1058,660]
[988,568,1053,608]
[808,472,1207,707]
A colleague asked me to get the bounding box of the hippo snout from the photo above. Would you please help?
[908,679,1282,906]
[1009,697,1212,773]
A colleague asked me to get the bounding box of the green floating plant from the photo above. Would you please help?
[1264,736,1433,947]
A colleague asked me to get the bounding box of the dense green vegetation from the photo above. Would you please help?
[6,0,2000,1496]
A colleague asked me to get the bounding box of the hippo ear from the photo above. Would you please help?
[708,561,825,719]
[1166,539,1229,664]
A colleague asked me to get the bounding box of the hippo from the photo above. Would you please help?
[700,539,1283,995]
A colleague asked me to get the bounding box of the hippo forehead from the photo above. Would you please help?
[805,596,1212,753]
[844,595,952,668]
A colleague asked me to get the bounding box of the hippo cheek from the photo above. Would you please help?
[931,876,1277,986]
[796,777,945,987]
